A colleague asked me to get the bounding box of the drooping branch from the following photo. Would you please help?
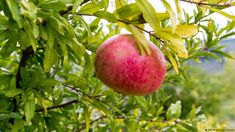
[179,0,232,7]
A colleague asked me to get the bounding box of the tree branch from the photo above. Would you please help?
[10,46,34,124]
[35,99,79,112]
[16,46,34,88]
[179,0,232,7]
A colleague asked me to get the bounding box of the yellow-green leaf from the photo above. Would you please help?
[114,3,141,20]
[72,0,84,12]
[162,0,177,32]
[176,25,198,38]
[166,51,179,74]
[78,2,100,14]
[160,32,188,58]
[128,24,150,55]
[94,11,117,22]
[84,107,91,132]
[175,0,182,21]
[136,0,161,34]
[3,89,23,97]
[158,12,170,21]
[162,25,198,38]
[208,7,235,21]
[43,30,58,72]
[115,0,127,9]
[6,0,23,28]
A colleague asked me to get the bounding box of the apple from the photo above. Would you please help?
[95,34,166,96]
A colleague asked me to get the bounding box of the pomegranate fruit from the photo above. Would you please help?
[95,34,166,96]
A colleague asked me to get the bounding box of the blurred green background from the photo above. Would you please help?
[164,40,235,128]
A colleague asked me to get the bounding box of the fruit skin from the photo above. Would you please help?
[95,34,166,96]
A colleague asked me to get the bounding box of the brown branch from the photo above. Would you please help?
[179,0,232,7]
[9,46,34,124]
[16,46,34,88]
[35,99,79,112]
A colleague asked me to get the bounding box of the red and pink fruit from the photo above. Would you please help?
[95,34,166,96]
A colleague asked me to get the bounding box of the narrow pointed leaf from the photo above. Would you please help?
[162,0,177,32]
[136,0,161,34]
[128,24,150,55]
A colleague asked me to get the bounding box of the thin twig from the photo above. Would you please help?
[179,0,232,7]
[35,99,79,112]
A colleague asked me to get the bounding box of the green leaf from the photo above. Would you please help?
[12,119,25,132]
[0,31,8,42]
[0,37,17,58]
[158,12,170,21]
[166,101,182,120]
[72,0,84,13]
[2,89,23,97]
[220,32,235,40]
[25,21,38,51]
[6,0,23,28]
[166,51,179,74]
[188,105,201,119]
[57,36,69,66]
[162,0,177,32]
[159,31,188,58]
[133,96,148,109]
[0,15,9,30]
[211,50,235,60]
[24,94,35,122]
[179,68,189,83]
[83,97,112,119]
[175,0,182,21]
[19,31,32,50]
[43,29,58,72]
[115,0,127,9]
[48,15,65,35]
[68,38,86,57]
[38,0,66,12]
[0,113,23,120]
[94,11,117,22]
[84,107,91,132]
[193,51,222,62]
[208,7,235,21]
[78,2,100,14]
[20,0,38,22]
[125,119,138,131]
[114,3,141,20]
[136,0,161,34]
[37,79,58,88]
[180,122,197,132]
[36,93,52,114]
[128,24,150,55]
[175,25,198,38]
[0,75,12,89]
[162,24,198,39]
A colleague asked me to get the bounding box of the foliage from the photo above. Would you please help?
[0,0,235,131]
